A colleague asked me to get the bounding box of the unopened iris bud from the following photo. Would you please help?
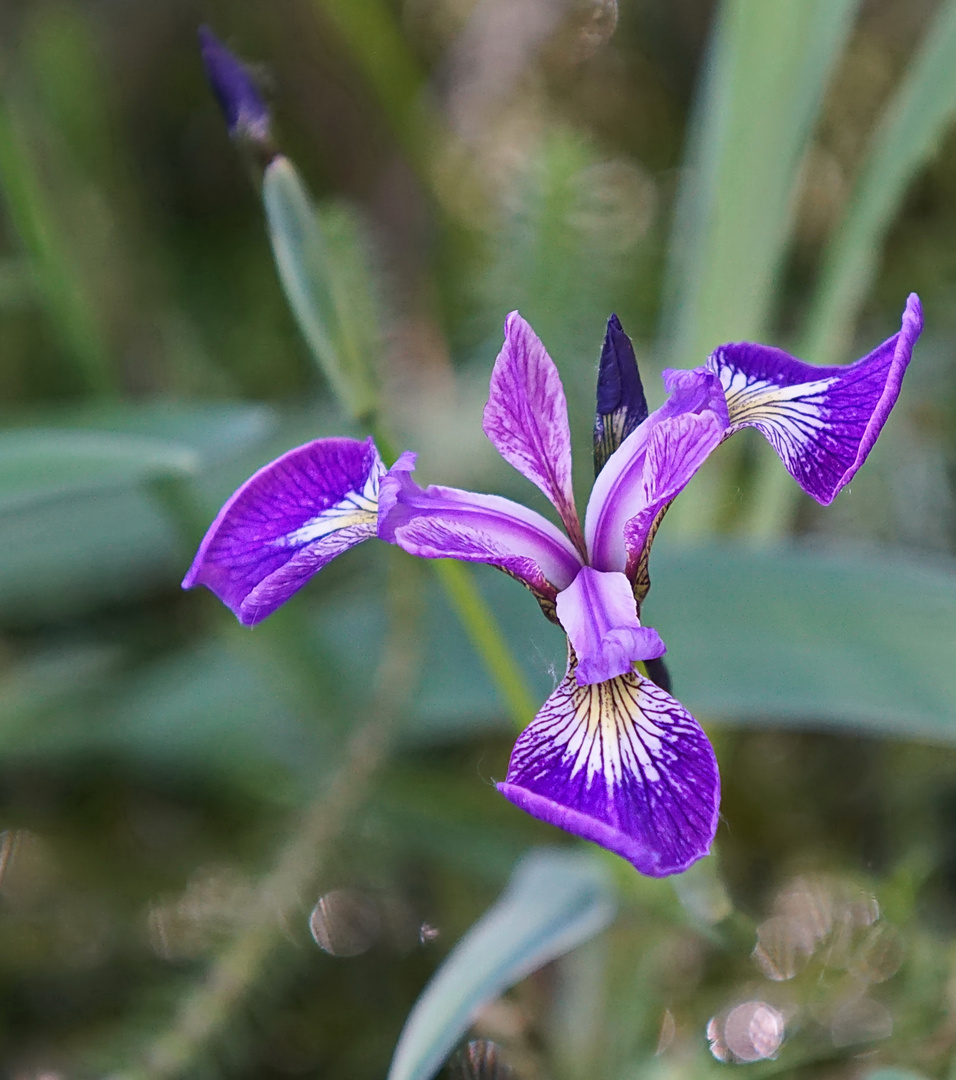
[593,313,648,475]
[198,26,272,149]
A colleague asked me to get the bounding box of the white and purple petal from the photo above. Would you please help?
[378,455,583,597]
[707,293,923,505]
[498,659,720,877]
[584,369,728,574]
[555,567,665,686]
[183,436,383,625]
[483,312,586,554]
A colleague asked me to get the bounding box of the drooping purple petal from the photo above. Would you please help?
[378,454,583,598]
[483,313,585,555]
[594,314,648,476]
[707,293,923,505]
[585,369,728,574]
[198,26,272,145]
[183,437,383,625]
[555,567,665,686]
[498,657,720,877]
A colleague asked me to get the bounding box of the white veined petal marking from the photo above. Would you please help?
[528,671,707,793]
[712,354,840,469]
[274,462,381,547]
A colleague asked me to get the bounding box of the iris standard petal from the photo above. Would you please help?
[706,292,923,505]
[585,369,728,574]
[498,657,720,877]
[183,436,383,625]
[483,312,586,555]
[555,567,665,686]
[378,454,583,597]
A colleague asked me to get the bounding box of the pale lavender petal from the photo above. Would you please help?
[707,293,923,505]
[585,369,728,573]
[555,567,665,686]
[183,436,383,625]
[621,409,726,586]
[378,454,582,596]
[498,659,720,877]
[483,312,585,553]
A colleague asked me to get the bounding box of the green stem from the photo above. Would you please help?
[430,559,539,730]
[367,421,538,731]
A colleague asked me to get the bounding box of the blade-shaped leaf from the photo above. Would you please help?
[648,542,956,741]
[660,0,859,368]
[0,429,198,510]
[386,848,616,1080]
[262,157,378,421]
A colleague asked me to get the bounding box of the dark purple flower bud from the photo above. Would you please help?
[198,26,271,144]
[594,313,648,476]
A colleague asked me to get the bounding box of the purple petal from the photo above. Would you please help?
[707,293,923,505]
[498,659,720,877]
[585,370,728,573]
[378,454,582,597]
[483,313,585,554]
[555,567,665,686]
[594,314,648,476]
[198,26,272,144]
[183,437,383,625]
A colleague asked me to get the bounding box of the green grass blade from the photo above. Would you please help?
[744,0,956,541]
[661,0,860,370]
[804,0,956,367]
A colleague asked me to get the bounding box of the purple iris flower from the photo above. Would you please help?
[183,294,922,876]
[199,26,272,145]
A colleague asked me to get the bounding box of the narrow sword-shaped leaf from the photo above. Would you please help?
[386,848,616,1080]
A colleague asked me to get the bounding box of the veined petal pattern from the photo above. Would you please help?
[182,436,383,625]
[499,657,720,877]
[708,293,922,505]
[483,312,585,554]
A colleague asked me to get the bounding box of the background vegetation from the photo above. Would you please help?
[2,1,956,1077]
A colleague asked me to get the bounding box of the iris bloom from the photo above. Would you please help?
[184,295,922,876]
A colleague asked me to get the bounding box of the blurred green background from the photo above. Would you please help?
[3,0,956,1077]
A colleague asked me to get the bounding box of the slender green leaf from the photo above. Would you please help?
[805,0,956,367]
[745,0,956,541]
[263,157,379,421]
[0,430,198,510]
[661,0,860,368]
[648,542,956,740]
[386,848,616,1080]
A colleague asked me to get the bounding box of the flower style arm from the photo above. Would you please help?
[706,292,923,505]
[498,649,720,877]
[183,436,386,625]
[378,455,583,601]
[483,312,587,557]
[584,369,729,576]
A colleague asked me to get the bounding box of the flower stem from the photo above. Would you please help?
[431,559,538,730]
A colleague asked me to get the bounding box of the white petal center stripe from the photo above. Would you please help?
[275,465,381,547]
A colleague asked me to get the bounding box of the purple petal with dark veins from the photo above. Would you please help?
[378,454,582,596]
[585,369,728,573]
[498,658,720,877]
[594,314,648,476]
[198,26,271,144]
[483,312,585,554]
[555,567,665,686]
[183,436,383,625]
[707,293,922,505]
